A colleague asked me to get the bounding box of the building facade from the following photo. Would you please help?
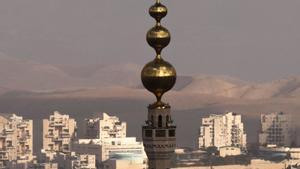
[0,114,33,168]
[198,112,247,150]
[73,137,147,163]
[259,112,296,147]
[42,111,77,159]
[85,113,126,139]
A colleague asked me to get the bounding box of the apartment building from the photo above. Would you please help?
[85,112,126,139]
[259,112,296,147]
[42,111,77,159]
[198,112,247,150]
[0,114,33,168]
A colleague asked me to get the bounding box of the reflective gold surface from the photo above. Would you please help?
[141,0,176,104]
[141,58,176,102]
[141,58,176,77]
[149,3,167,23]
[147,25,170,55]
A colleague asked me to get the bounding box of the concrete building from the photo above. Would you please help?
[74,112,147,168]
[219,146,242,157]
[73,137,147,163]
[172,159,287,169]
[53,152,96,169]
[31,162,58,169]
[259,112,296,147]
[0,114,33,168]
[103,156,147,169]
[85,113,126,139]
[198,112,247,150]
[42,111,77,160]
[72,154,96,169]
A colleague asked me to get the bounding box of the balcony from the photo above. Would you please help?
[53,137,63,142]
[17,122,28,128]
[0,134,6,139]
[19,136,28,143]
[4,128,14,133]
[46,134,54,138]
[6,146,14,150]
[61,148,70,153]
[17,155,28,160]
[60,133,70,138]
[49,121,65,127]
[0,155,8,161]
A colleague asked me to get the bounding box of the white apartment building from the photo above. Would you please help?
[42,111,77,160]
[0,114,33,168]
[52,152,96,169]
[85,113,126,139]
[259,112,296,147]
[73,137,147,163]
[72,154,96,169]
[198,112,247,150]
[103,157,147,169]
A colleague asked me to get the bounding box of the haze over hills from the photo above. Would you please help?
[1,55,300,147]
[2,53,300,101]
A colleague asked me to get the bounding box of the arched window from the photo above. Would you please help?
[158,115,162,128]
[166,115,169,127]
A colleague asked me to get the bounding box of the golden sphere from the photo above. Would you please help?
[141,58,176,102]
[146,25,170,55]
[149,3,167,22]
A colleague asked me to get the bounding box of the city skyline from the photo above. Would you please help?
[0,110,297,168]
[1,0,300,168]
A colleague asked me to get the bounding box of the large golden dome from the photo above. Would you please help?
[141,58,176,103]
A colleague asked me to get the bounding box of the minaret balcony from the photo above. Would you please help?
[143,126,176,139]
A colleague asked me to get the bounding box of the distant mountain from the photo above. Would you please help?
[3,53,300,102]
[0,53,142,91]
[179,76,300,99]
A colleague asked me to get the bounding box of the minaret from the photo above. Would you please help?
[141,0,176,169]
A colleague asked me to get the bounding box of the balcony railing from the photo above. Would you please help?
[17,122,28,128]
[60,133,70,138]
[49,122,65,127]
[53,137,63,142]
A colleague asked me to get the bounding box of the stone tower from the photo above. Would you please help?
[141,0,176,168]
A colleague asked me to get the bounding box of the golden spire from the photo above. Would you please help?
[141,0,176,108]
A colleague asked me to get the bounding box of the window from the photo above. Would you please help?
[158,115,162,128]
[145,130,152,137]
[169,129,175,137]
[156,130,166,137]
[166,115,169,126]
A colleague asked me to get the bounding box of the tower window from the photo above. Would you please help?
[145,130,152,137]
[169,129,175,137]
[158,115,162,128]
[156,130,166,137]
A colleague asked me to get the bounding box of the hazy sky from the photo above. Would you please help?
[1,0,300,81]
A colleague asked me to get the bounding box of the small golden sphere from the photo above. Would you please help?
[146,25,170,55]
[141,58,176,102]
[149,3,167,22]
